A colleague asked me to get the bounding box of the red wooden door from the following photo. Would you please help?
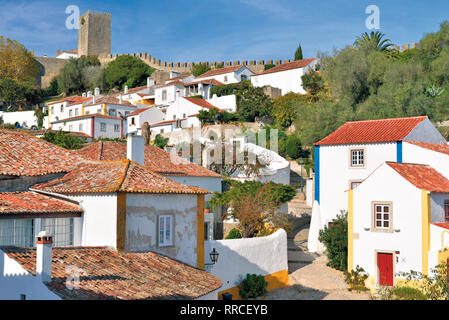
[378,253,394,286]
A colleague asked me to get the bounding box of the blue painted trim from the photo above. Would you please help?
[396,141,403,163]
[314,145,320,204]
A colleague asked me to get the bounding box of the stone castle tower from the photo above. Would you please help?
[78,10,111,57]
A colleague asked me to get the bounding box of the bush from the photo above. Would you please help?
[344,265,369,292]
[192,63,211,77]
[392,286,427,300]
[284,134,302,159]
[225,228,242,239]
[318,211,348,271]
[239,274,268,299]
[41,131,84,150]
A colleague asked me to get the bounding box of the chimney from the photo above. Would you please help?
[87,91,92,97]
[82,92,86,97]
[92,95,96,104]
[36,231,53,283]
[124,86,129,94]
[127,134,145,166]
[147,77,155,88]
[94,87,100,96]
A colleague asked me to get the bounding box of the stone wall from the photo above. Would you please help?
[78,10,111,58]
[34,56,69,88]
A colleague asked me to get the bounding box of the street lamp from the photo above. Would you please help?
[205,248,219,266]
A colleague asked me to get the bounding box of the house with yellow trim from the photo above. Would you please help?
[348,161,449,289]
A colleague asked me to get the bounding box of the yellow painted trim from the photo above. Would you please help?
[348,189,354,272]
[421,190,430,275]
[81,104,85,116]
[197,194,205,269]
[117,192,127,252]
[217,269,289,300]
[103,103,107,115]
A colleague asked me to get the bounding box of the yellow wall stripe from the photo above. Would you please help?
[348,190,354,272]
[421,190,430,275]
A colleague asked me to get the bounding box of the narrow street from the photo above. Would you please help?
[259,168,370,300]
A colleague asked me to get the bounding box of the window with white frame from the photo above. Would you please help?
[373,203,392,231]
[158,215,173,247]
[162,90,167,101]
[79,123,83,132]
[41,218,74,247]
[350,149,365,167]
[0,219,34,247]
[109,109,116,117]
[69,110,73,117]
[114,124,120,132]
[60,105,64,112]
[75,108,79,116]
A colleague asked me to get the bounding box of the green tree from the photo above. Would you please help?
[153,134,169,149]
[318,211,348,271]
[354,31,395,52]
[271,92,302,127]
[0,36,38,83]
[41,131,84,150]
[301,72,325,96]
[0,78,25,109]
[294,43,303,60]
[192,63,211,77]
[103,55,154,91]
[57,56,101,95]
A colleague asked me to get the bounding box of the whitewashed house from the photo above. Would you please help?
[55,49,78,59]
[251,58,317,95]
[349,161,449,289]
[195,65,254,84]
[154,81,186,106]
[126,106,165,135]
[308,116,448,253]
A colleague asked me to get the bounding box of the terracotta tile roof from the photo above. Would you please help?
[184,79,224,86]
[2,247,222,300]
[150,119,177,127]
[195,65,245,79]
[66,96,94,107]
[0,191,82,217]
[167,74,192,82]
[386,162,449,193]
[315,116,428,146]
[32,159,209,194]
[155,81,186,89]
[404,141,449,156]
[127,107,153,117]
[252,58,316,76]
[0,129,84,176]
[183,97,223,111]
[48,96,92,106]
[84,95,134,107]
[76,141,222,178]
[51,113,122,124]
[433,223,449,230]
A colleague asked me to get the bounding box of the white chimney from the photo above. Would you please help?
[92,95,96,104]
[119,95,123,104]
[94,87,100,96]
[82,92,86,97]
[127,134,145,166]
[87,91,92,97]
[36,231,53,283]
[124,86,129,94]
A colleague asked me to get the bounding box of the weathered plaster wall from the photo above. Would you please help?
[125,193,198,267]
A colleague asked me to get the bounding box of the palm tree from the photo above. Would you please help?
[354,31,395,52]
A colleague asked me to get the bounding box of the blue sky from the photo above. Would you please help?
[0,0,448,62]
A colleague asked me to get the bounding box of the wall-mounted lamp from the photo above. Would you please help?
[394,229,401,233]
[363,227,370,231]
[205,248,219,266]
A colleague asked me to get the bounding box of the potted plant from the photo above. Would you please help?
[204,200,211,214]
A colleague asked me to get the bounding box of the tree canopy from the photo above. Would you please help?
[0,36,38,83]
[192,63,211,77]
[294,43,303,60]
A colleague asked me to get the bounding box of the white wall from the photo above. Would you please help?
[127,107,165,135]
[204,229,288,293]
[0,250,60,300]
[125,193,199,267]
[352,164,424,281]
[198,67,254,84]
[0,111,38,128]
[207,95,237,113]
[403,141,449,178]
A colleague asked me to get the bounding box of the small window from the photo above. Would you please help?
[75,108,79,116]
[160,129,164,134]
[85,111,90,115]
[131,117,135,125]
[158,215,173,247]
[224,76,228,83]
[109,109,116,117]
[173,115,176,120]
[445,201,449,222]
[100,122,106,132]
[69,110,73,117]
[114,124,120,132]
[350,149,365,167]
[350,180,363,190]
[50,106,54,115]
[60,105,63,112]
[372,203,393,232]
[162,90,167,101]
[79,124,83,132]
[241,74,248,81]
[183,113,186,119]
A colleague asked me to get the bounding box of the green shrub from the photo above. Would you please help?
[344,265,369,292]
[392,286,427,300]
[225,228,242,239]
[239,274,268,299]
[318,211,348,271]
[41,130,84,150]
[284,134,302,159]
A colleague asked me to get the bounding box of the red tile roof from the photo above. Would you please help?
[404,141,449,156]
[183,97,223,111]
[127,107,153,117]
[0,192,82,217]
[315,116,428,146]
[184,79,224,86]
[0,129,84,176]
[252,58,316,76]
[2,247,222,300]
[150,119,177,127]
[66,96,94,107]
[386,162,449,193]
[32,159,209,194]
[84,95,134,107]
[48,96,92,106]
[155,80,186,89]
[433,223,449,230]
[195,65,245,79]
[75,141,222,178]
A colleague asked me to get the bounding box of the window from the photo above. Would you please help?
[79,124,83,132]
[183,113,186,119]
[109,109,116,117]
[69,125,73,131]
[100,122,106,132]
[204,222,210,240]
[50,106,54,115]
[350,149,365,167]
[0,219,34,247]
[69,110,73,117]
[162,90,167,101]
[445,201,449,222]
[349,180,363,190]
[173,115,176,120]
[131,117,135,125]
[372,203,393,232]
[160,129,164,133]
[97,109,102,113]
[158,215,173,246]
[241,74,248,81]
[114,124,120,132]
[75,108,79,116]
[85,111,90,115]
[224,76,228,83]
[41,218,74,247]
[60,105,63,112]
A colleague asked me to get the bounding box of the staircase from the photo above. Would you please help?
[287,167,312,219]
